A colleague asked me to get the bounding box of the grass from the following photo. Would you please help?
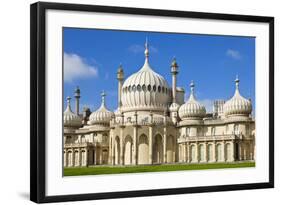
[64,161,255,176]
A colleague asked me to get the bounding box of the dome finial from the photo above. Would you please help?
[144,37,149,60]
[235,74,240,91]
[190,80,195,93]
[66,96,71,107]
[101,90,106,106]
[189,80,195,100]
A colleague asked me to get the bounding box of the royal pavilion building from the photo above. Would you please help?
[63,41,255,167]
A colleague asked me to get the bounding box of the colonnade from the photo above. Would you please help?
[109,125,176,166]
[64,148,88,167]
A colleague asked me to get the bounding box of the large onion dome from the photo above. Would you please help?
[121,40,170,112]
[179,81,206,120]
[89,91,114,125]
[64,96,82,127]
[223,76,252,117]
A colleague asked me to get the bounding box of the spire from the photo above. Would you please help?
[234,75,241,96]
[189,80,196,101]
[65,96,72,112]
[101,90,106,106]
[144,37,149,61]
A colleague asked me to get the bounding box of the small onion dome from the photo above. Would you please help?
[89,91,114,125]
[121,40,170,112]
[223,76,252,117]
[179,81,206,120]
[169,102,180,112]
[64,96,82,127]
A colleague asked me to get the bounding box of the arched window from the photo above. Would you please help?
[65,136,71,144]
[137,84,141,91]
[186,127,190,136]
[211,127,216,136]
[148,85,151,91]
[234,124,239,135]
[132,85,136,92]
[142,84,146,92]
[80,135,85,143]
[128,86,131,92]
[153,85,156,92]
[158,86,161,92]
[162,86,165,93]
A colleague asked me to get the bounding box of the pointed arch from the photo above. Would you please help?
[138,134,149,165]
[225,143,232,161]
[124,135,133,165]
[166,135,175,163]
[114,136,120,165]
[153,134,163,164]
[216,143,223,161]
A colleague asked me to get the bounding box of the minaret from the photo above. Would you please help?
[74,86,80,115]
[171,57,179,103]
[117,64,124,109]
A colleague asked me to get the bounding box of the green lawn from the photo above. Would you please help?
[64,161,255,176]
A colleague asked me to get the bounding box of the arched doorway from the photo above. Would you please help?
[225,143,232,161]
[138,134,149,165]
[190,145,196,162]
[124,135,133,165]
[199,144,205,162]
[207,144,213,162]
[74,150,79,166]
[64,151,66,167]
[67,151,72,167]
[216,143,223,161]
[153,134,163,164]
[114,136,120,165]
[81,150,86,166]
[166,135,174,163]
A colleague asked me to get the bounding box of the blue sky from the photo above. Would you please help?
[63,28,255,113]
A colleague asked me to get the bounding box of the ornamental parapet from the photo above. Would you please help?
[110,117,173,127]
[177,134,239,143]
[64,142,92,148]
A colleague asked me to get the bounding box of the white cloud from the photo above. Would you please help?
[199,99,214,113]
[64,52,98,83]
[128,44,158,54]
[226,49,241,60]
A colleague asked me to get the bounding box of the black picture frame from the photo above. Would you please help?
[30,1,274,203]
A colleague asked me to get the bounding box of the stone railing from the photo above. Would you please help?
[110,117,173,127]
[177,134,238,143]
[64,142,91,148]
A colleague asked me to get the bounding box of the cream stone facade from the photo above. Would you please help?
[63,41,255,167]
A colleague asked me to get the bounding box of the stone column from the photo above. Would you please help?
[112,139,115,165]
[239,143,243,161]
[78,148,81,166]
[205,142,208,162]
[232,141,235,162]
[149,125,153,164]
[94,148,97,165]
[133,126,138,165]
[85,148,88,166]
[120,127,124,165]
[185,143,188,163]
[163,126,167,163]
[222,141,226,162]
[213,142,216,162]
[196,142,199,162]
